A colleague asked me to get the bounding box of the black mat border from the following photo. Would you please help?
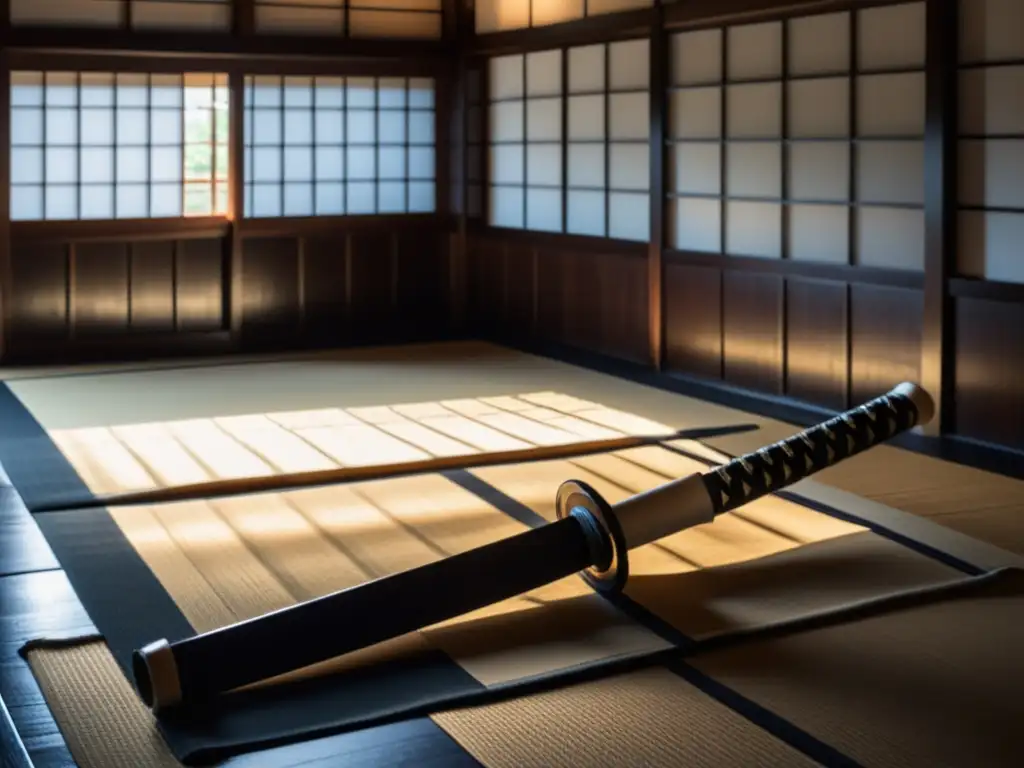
[446,469,866,768]
[31,505,485,766]
[0,378,760,515]
[0,384,95,513]
[26,457,1005,768]
[8,388,989,767]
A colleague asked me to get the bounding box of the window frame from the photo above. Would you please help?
[5,53,447,237]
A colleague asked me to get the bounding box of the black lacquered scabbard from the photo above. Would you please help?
[134,511,607,712]
[135,382,935,715]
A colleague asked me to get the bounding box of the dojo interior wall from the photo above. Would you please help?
[953,0,1024,450]
[1,1,452,363]
[462,0,1024,456]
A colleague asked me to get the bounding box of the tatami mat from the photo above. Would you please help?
[2,342,738,431]
[689,568,1024,768]
[9,340,1024,767]
[7,388,691,509]
[27,642,181,768]
[26,641,820,768]
[26,437,999,766]
[431,666,820,768]
[105,447,969,690]
[5,340,1021,553]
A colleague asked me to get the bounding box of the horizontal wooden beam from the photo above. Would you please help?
[7,49,447,77]
[11,217,230,244]
[468,224,648,257]
[2,26,448,63]
[949,278,1024,304]
[10,215,455,245]
[666,249,926,290]
[664,0,894,29]
[239,213,452,240]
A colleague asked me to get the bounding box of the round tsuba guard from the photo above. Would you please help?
[555,479,629,593]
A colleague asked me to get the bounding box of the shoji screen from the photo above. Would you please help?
[466,66,485,221]
[958,0,1024,284]
[10,71,229,220]
[254,1,442,38]
[854,3,926,271]
[475,0,652,35]
[487,50,565,232]
[786,12,852,265]
[11,0,230,30]
[567,39,650,240]
[243,75,436,217]
[487,39,651,241]
[667,3,926,271]
[488,53,530,230]
[667,27,724,253]
[525,49,564,233]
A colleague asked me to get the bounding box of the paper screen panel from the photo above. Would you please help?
[671,198,720,253]
[670,29,722,86]
[11,0,122,25]
[726,142,781,198]
[726,83,781,139]
[788,142,849,201]
[787,12,850,75]
[855,207,925,271]
[857,142,925,206]
[670,142,720,196]
[959,0,1024,63]
[858,2,926,70]
[475,0,530,33]
[727,22,783,80]
[788,78,849,138]
[725,202,782,259]
[789,205,849,264]
[255,1,344,34]
[958,212,1024,284]
[857,73,925,137]
[131,0,230,30]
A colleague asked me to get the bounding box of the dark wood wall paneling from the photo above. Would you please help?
[953,295,1024,451]
[7,235,227,358]
[6,219,451,362]
[241,222,451,350]
[467,232,649,364]
[661,258,926,414]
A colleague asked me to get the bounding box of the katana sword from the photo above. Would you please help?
[134,382,934,715]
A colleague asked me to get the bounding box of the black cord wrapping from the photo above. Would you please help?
[701,392,920,516]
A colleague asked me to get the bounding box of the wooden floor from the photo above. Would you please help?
[1,341,1022,767]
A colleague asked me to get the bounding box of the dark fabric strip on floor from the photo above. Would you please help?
[223,717,483,768]
[662,443,986,576]
[0,385,94,513]
[31,506,484,766]
[666,660,862,768]
[453,470,865,768]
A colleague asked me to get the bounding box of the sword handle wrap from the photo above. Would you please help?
[700,382,934,516]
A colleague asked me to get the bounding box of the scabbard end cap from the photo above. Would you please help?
[133,639,182,714]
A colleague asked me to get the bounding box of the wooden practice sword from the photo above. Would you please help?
[134,382,934,715]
